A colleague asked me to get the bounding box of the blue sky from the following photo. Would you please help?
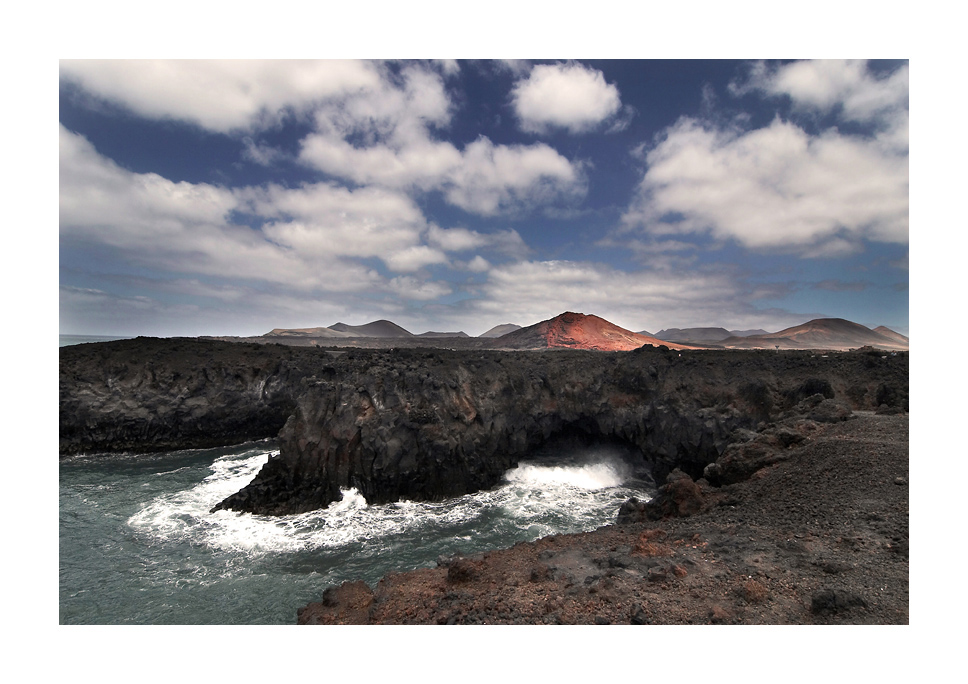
[59,58,909,337]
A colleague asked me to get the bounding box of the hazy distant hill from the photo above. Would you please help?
[656,327,732,343]
[873,326,909,346]
[263,326,356,338]
[495,312,697,351]
[719,318,908,351]
[654,327,770,343]
[480,324,522,338]
[416,331,470,338]
[328,320,414,337]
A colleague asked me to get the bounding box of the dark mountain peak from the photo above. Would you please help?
[328,320,414,337]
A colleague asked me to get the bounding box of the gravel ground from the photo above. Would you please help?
[298,412,908,625]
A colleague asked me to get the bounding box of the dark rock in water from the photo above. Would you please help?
[644,470,705,520]
[617,497,649,524]
[617,470,705,523]
[59,338,909,517]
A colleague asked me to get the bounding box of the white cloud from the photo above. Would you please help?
[241,137,288,166]
[382,245,450,272]
[239,181,428,263]
[299,134,463,190]
[466,255,491,272]
[60,125,386,292]
[426,225,528,259]
[60,59,381,133]
[511,62,622,134]
[388,276,452,300]
[427,224,489,252]
[63,60,587,218]
[734,59,909,125]
[621,115,908,253]
[444,137,585,215]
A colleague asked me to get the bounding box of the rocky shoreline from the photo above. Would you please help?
[59,337,908,624]
[299,412,908,625]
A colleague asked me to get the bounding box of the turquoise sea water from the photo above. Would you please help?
[59,441,653,624]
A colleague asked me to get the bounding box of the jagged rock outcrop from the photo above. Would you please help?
[211,346,908,515]
[60,337,908,517]
[59,338,329,454]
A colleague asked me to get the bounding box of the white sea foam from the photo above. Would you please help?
[504,460,629,489]
[127,446,651,558]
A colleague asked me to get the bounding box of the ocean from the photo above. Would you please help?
[59,440,653,624]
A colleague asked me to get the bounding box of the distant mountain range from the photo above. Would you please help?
[416,331,470,338]
[261,313,907,351]
[718,318,908,351]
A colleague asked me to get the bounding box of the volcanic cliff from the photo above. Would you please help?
[59,337,908,517]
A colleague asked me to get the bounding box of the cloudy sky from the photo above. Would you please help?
[59,58,909,337]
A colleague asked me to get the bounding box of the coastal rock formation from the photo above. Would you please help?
[298,413,908,625]
[60,337,908,518]
[59,338,319,454]
[211,346,907,516]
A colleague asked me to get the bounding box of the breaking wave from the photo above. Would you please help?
[127,446,650,558]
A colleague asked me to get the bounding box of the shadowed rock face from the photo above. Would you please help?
[60,338,908,517]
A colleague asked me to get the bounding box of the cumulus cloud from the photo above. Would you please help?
[60,59,381,133]
[733,59,909,125]
[60,125,395,292]
[388,276,453,300]
[63,60,587,218]
[466,255,491,272]
[443,137,585,215]
[621,113,908,254]
[238,181,429,266]
[382,246,449,272]
[426,224,490,252]
[620,60,909,259]
[511,62,623,134]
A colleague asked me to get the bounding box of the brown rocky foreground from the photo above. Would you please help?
[298,412,907,625]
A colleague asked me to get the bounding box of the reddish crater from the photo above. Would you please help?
[497,312,697,351]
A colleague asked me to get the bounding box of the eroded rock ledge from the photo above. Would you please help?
[59,338,908,517]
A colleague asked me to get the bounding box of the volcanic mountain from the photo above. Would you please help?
[327,320,414,337]
[263,326,356,338]
[416,331,470,338]
[479,323,522,338]
[719,318,908,351]
[494,312,698,351]
[873,326,910,347]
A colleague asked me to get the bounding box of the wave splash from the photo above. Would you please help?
[127,446,651,559]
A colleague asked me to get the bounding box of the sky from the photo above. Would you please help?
[59,58,909,338]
